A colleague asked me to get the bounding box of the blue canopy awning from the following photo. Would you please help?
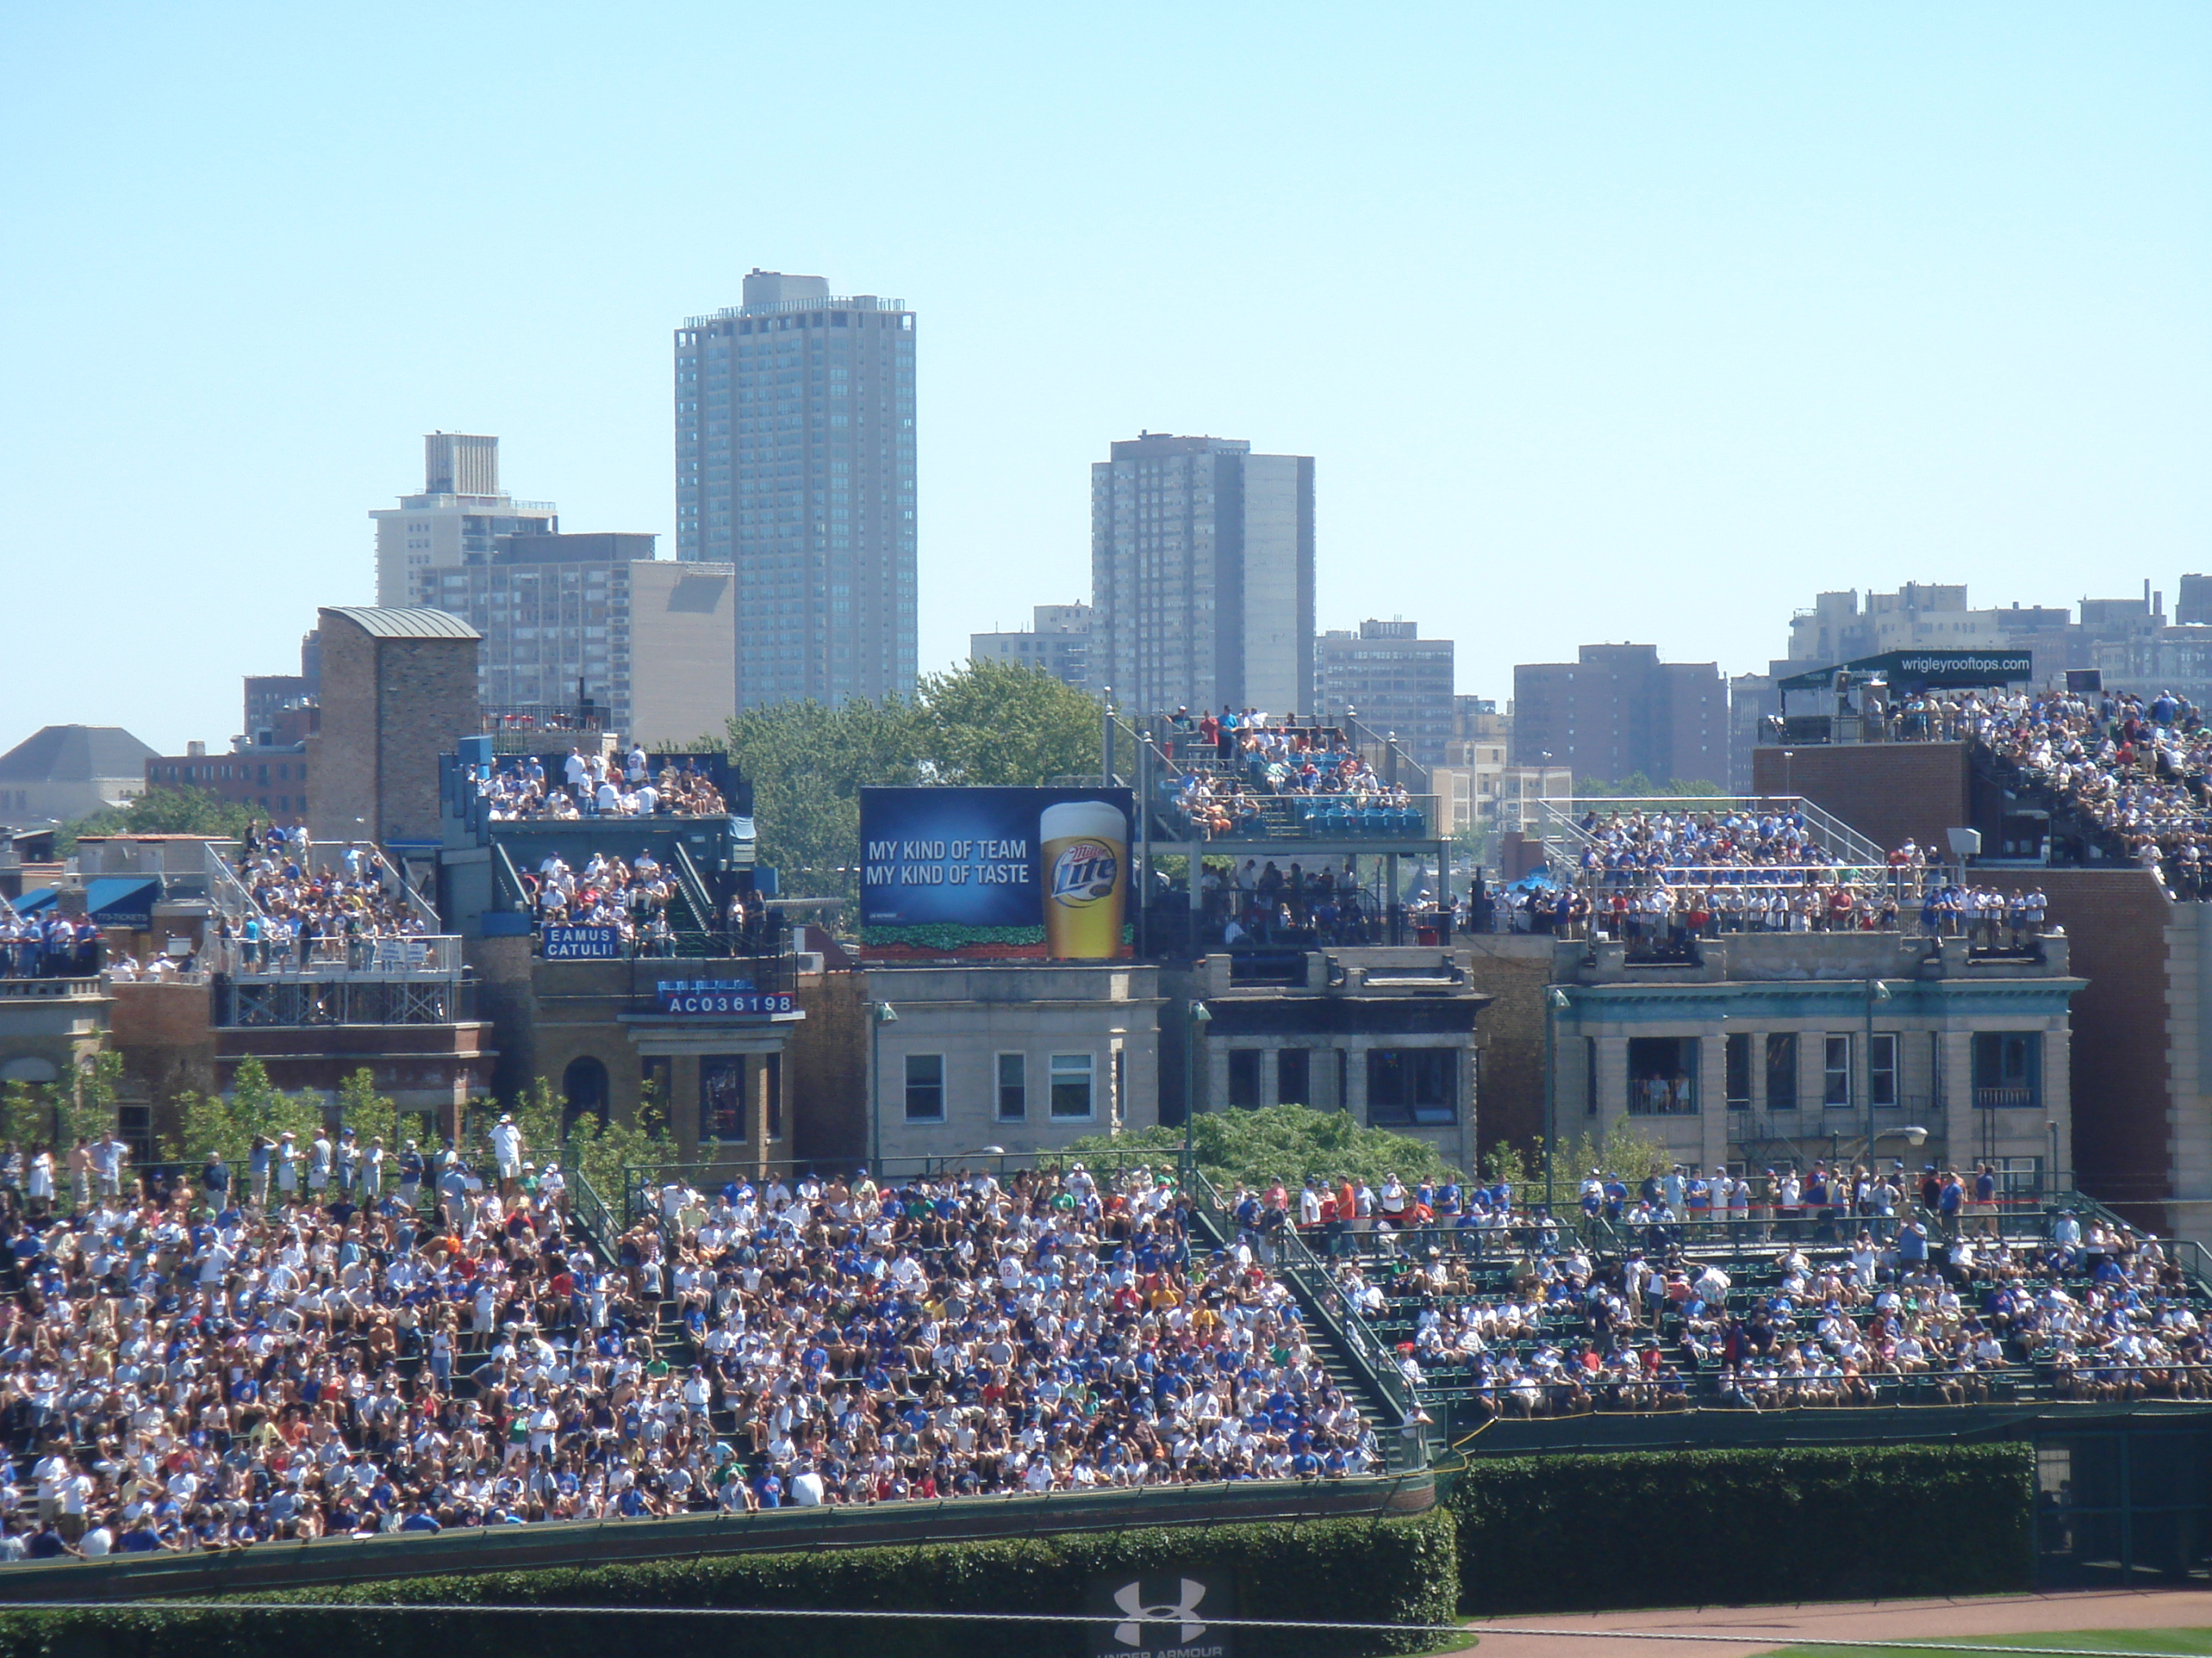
[10,888,58,915]
[85,877,160,928]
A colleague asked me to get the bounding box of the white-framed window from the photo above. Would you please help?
[1049,1053,1096,1120]
[996,1052,1027,1122]
[1823,1035,1852,1109]
[903,1053,944,1122]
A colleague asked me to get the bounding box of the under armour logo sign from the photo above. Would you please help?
[1113,1577,1207,1647]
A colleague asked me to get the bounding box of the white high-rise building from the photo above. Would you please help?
[674,271,917,709]
[1090,433,1313,717]
[370,434,557,609]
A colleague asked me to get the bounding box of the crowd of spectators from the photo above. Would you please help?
[1767,683,2212,894]
[0,1149,1378,1562]
[526,850,680,957]
[1964,688,2212,895]
[1192,858,1384,949]
[1461,806,2052,954]
[477,748,729,823]
[1159,709,1420,842]
[0,908,101,981]
[211,832,429,974]
[523,851,777,959]
[1312,1165,2202,1417]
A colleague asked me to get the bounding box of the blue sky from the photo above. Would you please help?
[2,3,2205,754]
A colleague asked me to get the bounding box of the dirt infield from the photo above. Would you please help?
[1443,1588,2212,1658]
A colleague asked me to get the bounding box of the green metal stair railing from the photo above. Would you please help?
[1185,1169,1428,1470]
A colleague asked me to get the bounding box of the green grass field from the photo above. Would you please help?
[1765,1632,2212,1658]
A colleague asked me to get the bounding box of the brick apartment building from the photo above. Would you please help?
[1513,643,1727,788]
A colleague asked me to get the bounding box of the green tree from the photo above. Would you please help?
[720,660,1107,904]
[0,1058,123,1151]
[511,1077,567,1175]
[723,695,926,900]
[563,1079,674,1210]
[162,1056,323,1177]
[1526,1117,1674,1210]
[1065,1103,1463,1193]
[0,1080,41,1148]
[1573,772,1727,799]
[334,1069,398,1161]
[57,1051,123,1148]
[915,658,1102,786]
[55,787,252,855]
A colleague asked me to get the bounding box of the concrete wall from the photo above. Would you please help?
[864,962,1162,1163]
[627,562,737,748]
[0,983,109,1091]
[1550,934,2081,1179]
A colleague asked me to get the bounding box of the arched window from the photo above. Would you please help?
[562,1056,609,1132]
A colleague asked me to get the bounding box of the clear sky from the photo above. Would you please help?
[2,4,2205,754]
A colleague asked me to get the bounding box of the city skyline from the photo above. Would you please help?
[5,7,2206,752]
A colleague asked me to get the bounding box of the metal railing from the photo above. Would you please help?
[1533,795,1890,873]
[567,1165,619,1260]
[686,295,906,326]
[202,841,264,921]
[1162,791,1440,844]
[217,975,471,1028]
[1186,1169,1424,1459]
[205,934,462,977]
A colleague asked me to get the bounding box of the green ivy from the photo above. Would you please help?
[0,1508,1459,1658]
[1450,1444,2035,1613]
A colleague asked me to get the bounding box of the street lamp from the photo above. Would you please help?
[1182,1001,1212,1192]
[869,1000,898,1171]
[1864,978,1891,1172]
[1544,987,1570,1210]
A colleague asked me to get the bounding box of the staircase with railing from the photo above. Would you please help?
[1184,1168,1428,1470]
[1531,794,1892,875]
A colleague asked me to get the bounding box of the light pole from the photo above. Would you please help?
[1544,987,1570,1210]
[869,1000,898,1172]
[1864,978,1891,1177]
[1182,1001,1212,1192]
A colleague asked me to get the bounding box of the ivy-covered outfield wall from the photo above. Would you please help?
[1451,1444,2037,1614]
[0,1507,1460,1658]
[0,1444,2043,1657]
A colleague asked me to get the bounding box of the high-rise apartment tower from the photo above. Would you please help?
[1316,619,1456,768]
[371,435,556,608]
[674,270,916,708]
[1090,433,1313,718]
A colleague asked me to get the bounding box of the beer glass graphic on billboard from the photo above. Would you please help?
[1040,799,1128,958]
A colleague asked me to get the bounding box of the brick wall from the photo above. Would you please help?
[376,635,480,844]
[1750,742,1973,855]
[309,615,376,844]
[789,971,868,1164]
[309,611,480,846]
[2037,868,2175,1211]
[1461,936,1557,1174]
[107,981,216,1150]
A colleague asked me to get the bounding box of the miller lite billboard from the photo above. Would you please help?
[857,786,1132,960]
